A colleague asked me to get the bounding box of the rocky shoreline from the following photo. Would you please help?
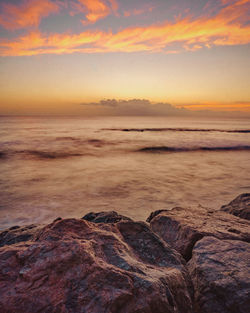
[0,194,249,313]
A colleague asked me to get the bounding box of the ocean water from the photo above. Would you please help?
[0,115,250,230]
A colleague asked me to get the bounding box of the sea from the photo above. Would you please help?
[0,115,250,230]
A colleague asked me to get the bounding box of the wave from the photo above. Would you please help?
[22,150,83,159]
[0,137,118,161]
[105,128,250,133]
[0,151,7,159]
[55,137,114,147]
[0,150,84,160]
[137,145,250,153]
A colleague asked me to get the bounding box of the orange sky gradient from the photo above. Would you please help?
[0,0,249,116]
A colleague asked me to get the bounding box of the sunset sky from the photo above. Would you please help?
[0,0,250,115]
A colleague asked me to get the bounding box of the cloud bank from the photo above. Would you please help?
[79,99,250,118]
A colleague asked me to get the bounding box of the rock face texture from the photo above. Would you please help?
[221,193,250,220]
[188,236,250,313]
[82,211,132,224]
[0,218,194,313]
[0,224,41,248]
[148,206,250,261]
[1,194,249,313]
[148,201,250,313]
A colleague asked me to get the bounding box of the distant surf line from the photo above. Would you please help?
[137,145,250,153]
[104,128,250,133]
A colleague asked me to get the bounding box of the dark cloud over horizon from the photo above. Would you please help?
[80,99,189,116]
[79,99,250,118]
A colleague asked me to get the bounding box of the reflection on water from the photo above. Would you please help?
[0,116,250,229]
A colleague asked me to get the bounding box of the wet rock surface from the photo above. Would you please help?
[188,236,250,313]
[148,206,250,261]
[0,217,193,313]
[221,193,250,220]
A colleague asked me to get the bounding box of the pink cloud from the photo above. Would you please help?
[70,0,118,24]
[0,0,249,56]
[0,0,60,30]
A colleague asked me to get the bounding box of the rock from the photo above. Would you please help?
[146,210,169,223]
[188,236,250,313]
[82,211,132,223]
[0,224,41,248]
[221,193,250,220]
[148,206,250,261]
[0,217,194,313]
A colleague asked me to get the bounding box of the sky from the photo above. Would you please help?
[0,0,250,116]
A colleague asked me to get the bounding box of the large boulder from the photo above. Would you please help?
[221,193,250,220]
[188,236,250,313]
[148,206,250,261]
[0,217,194,313]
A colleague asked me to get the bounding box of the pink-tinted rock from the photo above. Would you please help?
[148,206,250,261]
[221,193,250,220]
[0,217,194,313]
[188,236,250,313]
[0,224,41,248]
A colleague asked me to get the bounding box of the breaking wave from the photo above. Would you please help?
[0,138,118,161]
[137,145,250,153]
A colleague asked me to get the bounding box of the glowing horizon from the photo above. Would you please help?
[0,0,250,116]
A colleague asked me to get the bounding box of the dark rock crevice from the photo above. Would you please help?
[148,206,250,262]
[147,199,250,313]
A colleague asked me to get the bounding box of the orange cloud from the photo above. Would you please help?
[177,101,250,112]
[0,30,109,56]
[0,0,249,56]
[72,0,118,24]
[0,0,59,30]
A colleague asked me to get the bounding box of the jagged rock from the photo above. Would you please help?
[148,206,250,261]
[0,217,194,313]
[0,224,41,248]
[188,236,250,313]
[82,211,132,223]
[221,193,250,220]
